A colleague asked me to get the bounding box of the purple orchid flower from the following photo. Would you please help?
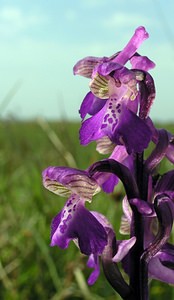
[74,27,156,154]
[42,166,107,256]
[42,165,126,254]
[42,165,136,296]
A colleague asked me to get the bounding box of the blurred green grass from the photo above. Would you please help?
[0,120,173,300]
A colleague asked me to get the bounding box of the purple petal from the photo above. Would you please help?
[113,26,149,65]
[142,195,174,269]
[110,145,128,162]
[159,244,174,271]
[155,170,174,198]
[43,166,86,184]
[110,145,134,175]
[154,195,173,234]
[79,105,106,145]
[151,129,174,164]
[42,166,100,201]
[126,92,139,114]
[112,237,136,262]
[51,210,62,242]
[79,91,106,120]
[101,173,119,193]
[80,97,120,145]
[73,56,106,78]
[130,54,155,71]
[114,107,152,154]
[91,211,114,230]
[51,196,107,255]
[139,72,156,119]
[145,129,169,173]
[96,62,122,76]
[146,117,159,143]
[129,198,154,215]
[148,250,174,284]
[99,145,129,193]
[80,98,152,154]
[87,254,100,285]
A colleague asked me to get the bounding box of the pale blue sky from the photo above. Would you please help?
[0,0,174,121]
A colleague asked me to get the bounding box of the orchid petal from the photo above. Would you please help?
[159,245,174,272]
[96,61,122,76]
[73,56,105,78]
[91,211,114,230]
[112,237,136,263]
[129,198,154,216]
[113,107,152,154]
[145,129,169,173]
[87,254,100,285]
[155,170,174,199]
[51,196,107,255]
[79,104,106,145]
[42,166,100,201]
[101,173,119,193]
[79,91,106,119]
[99,145,129,193]
[110,145,128,161]
[148,250,174,284]
[138,72,156,119]
[89,72,110,99]
[130,54,155,71]
[141,195,173,266]
[86,212,115,285]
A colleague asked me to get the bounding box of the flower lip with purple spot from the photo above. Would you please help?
[50,195,108,256]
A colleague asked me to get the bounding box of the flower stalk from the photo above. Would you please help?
[129,152,147,299]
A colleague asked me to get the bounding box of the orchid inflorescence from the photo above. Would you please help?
[42,26,174,299]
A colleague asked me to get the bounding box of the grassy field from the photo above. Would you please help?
[0,119,173,300]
